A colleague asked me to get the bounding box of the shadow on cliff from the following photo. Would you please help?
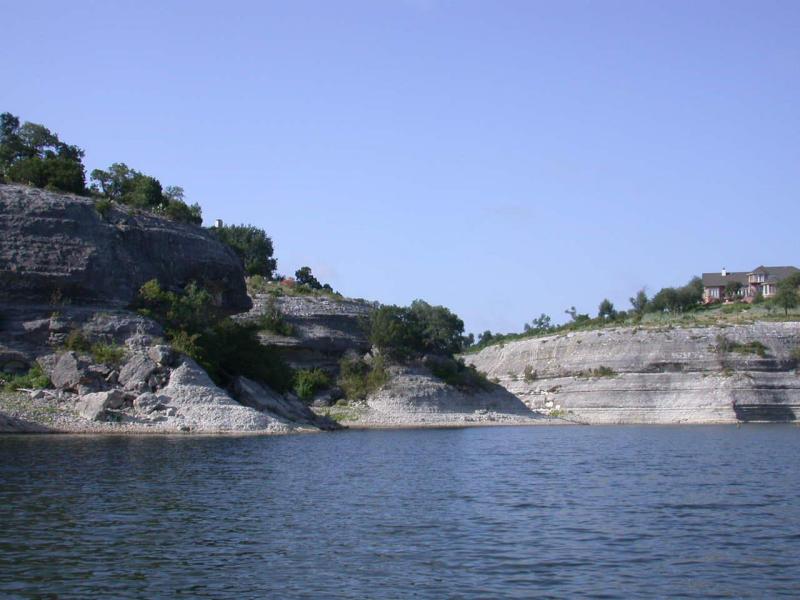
[464,381,542,417]
[733,403,796,423]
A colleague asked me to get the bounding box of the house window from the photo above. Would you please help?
[764,284,774,296]
[708,287,720,298]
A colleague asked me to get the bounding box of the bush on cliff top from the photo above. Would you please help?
[90,164,202,225]
[0,112,86,194]
[1,112,203,225]
[210,224,277,278]
[369,300,466,361]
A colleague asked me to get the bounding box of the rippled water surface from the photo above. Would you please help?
[2,426,800,598]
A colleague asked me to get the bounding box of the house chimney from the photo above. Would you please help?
[214,219,223,228]
[721,267,727,277]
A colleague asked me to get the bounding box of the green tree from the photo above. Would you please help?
[629,289,648,315]
[163,186,185,203]
[212,224,277,277]
[295,266,322,289]
[369,300,465,359]
[369,304,419,360]
[90,163,134,200]
[409,299,465,356]
[725,281,743,301]
[90,164,166,208]
[127,175,164,208]
[0,112,86,193]
[163,200,203,225]
[774,278,799,316]
[524,313,552,333]
[478,330,494,346]
[649,277,702,313]
[0,112,23,170]
[598,298,617,320]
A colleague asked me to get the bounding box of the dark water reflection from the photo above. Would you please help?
[1,426,800,598]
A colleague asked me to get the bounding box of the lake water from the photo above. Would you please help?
[1,426,799,598]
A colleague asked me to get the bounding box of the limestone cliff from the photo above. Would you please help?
[463,322,800,423]
[0,184,338,434]
[0,184,250,312]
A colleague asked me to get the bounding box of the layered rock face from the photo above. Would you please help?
[0,185,338,434]
[464,323,800,423]
[242,293,375,371]
[0,184,250,312]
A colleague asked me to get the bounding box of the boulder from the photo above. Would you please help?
[148,345,175,366]
[118,354,158,390]
[133,392,167,414]
[75,389,126,421]
[311,389,340,407]
[49,352,92,391]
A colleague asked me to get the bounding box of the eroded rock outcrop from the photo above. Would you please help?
[0,185,336,434]
[0,184,250,312]
[242,293,375,371]
[464,322,800,423]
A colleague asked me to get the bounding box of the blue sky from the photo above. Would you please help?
[5,0,799,334]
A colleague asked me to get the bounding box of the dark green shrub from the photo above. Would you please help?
[294,369,331,400]
[90,343,127,366]
[716,335,768,357]
[211,224,277,278]
[136,279,217,333]
[136,279,293,391]
[3,364,51,392]
[163,199,202,225]
[246,275,270,295]
[338,355,388,401]
[369,300,465,361]
[257,297,294,336]
[429,358,492,391]
[94,198,112,218]
[64,329,91,353]
[731,341,768,357]
[523,365,538,382]
[592,365,617,377]
[1,112,87,194]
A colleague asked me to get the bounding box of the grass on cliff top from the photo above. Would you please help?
[247,276,347,300]
[464,304,800,354]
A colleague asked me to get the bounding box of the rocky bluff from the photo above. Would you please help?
[0,184,250,312]
[0,183,335,433]
[464,323,800,424]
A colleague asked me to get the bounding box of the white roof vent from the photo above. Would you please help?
[721,267,727,276]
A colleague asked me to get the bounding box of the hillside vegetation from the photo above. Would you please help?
[467,274,800,353]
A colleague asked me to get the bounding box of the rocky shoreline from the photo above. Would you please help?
[2,183,799,433]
